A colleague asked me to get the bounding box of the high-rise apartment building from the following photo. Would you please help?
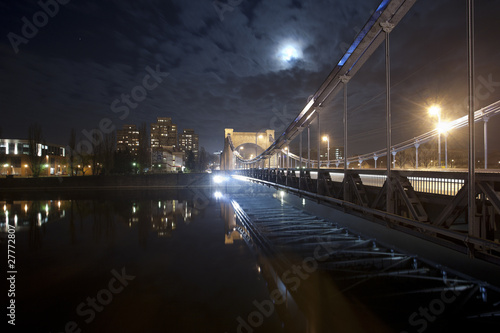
[116,125,140,156]
[150,117,184,172]
[179,129,199,160]
[151,117,178,149]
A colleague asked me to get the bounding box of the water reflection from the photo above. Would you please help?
[219,197,242,245]
[3,183,498,332]
[0,196,198,249]
[3,188,284,333]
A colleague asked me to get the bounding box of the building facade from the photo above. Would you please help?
[150,117,184,172]
[116,124,140,156]
[0,139,67,176]
[151,148,184,172]
[178,129,199,160]
[151,117,178,149]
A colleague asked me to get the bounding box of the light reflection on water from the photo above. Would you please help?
[1,198,197,248]
[0,190,282,332]
[2,183,500,333]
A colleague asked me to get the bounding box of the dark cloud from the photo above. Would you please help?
[0,0,499,155]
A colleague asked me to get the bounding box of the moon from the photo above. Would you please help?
[281,46,299,62]
[278,44,302,64]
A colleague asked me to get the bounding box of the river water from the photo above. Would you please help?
[1,180,499,332]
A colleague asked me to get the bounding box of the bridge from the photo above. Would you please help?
[220,0,500,267]
[221,128,275,170]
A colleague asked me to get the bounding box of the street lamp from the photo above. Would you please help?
[322,135,330,167]
[437,121,451,168]
[428,105,442,168]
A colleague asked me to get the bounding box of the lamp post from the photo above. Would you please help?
[438,121,450,168]
[322,135,330,167]
[428,105,442,168]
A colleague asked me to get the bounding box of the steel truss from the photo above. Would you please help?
[234,169,500,266]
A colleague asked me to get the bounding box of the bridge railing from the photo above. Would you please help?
[232,167,500,266]
[244,168,468,196]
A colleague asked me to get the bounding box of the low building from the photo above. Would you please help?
[151,146,185,173]
[0,139,67,176]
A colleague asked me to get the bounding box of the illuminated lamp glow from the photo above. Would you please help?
[213,175,227,184]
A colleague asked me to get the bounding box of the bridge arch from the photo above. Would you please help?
[221,129,275,170]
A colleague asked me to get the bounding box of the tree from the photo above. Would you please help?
[419,147,435,169]
[68,128,76,176]
[112,150,134,174]
[101,132,115,175]
[28,123,43,177]
[137,123,150,173]
[396,149,413,169]
[197,147,208,172]
[185,150,196,172]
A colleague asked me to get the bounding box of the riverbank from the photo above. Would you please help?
[0,173,214,193]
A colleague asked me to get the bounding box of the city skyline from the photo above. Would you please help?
[1,0,500,157]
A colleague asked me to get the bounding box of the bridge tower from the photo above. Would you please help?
[221,128,275,170]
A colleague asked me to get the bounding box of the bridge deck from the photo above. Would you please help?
[226,187,500,331]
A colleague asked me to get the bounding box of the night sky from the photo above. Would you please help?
[1,0,500,156]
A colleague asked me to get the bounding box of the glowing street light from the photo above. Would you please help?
[322,135,330,167]
[428,105,442,168]
[428,105,442,118]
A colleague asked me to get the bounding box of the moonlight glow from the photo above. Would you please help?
[282,46,298,61]
[278,44,302,63]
